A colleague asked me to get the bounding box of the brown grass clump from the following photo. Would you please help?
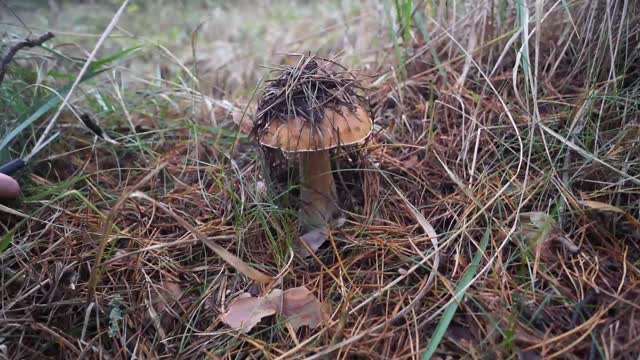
[1,1,639,359]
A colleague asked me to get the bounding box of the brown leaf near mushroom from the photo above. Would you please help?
[221,286,325,333]
[233,110,255,135]
[298,226,329,257]
[298,217,346,257]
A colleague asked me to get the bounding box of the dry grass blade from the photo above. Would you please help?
[129,191,272,284]
[0,203,28,218]
[86,162,168,302]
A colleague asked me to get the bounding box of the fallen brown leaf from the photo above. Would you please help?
[221,291,282,333]
[150,280,188,332]
[233,111,254,134]
[445,323,476,351]
[298,227,328,258]
[278,286,325,330]
[221,286,324,333]
[297,218,346,258]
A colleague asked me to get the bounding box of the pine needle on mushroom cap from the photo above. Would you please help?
[252,55,368,138]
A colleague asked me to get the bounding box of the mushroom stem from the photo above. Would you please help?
[299,150,337,230]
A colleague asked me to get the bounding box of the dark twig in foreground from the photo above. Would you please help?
[0,31,54,85]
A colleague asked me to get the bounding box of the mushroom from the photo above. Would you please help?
[258,105,372,230]
[251,56,372,233]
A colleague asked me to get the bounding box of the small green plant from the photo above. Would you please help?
[108,295,124,338]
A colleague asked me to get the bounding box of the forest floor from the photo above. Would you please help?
[1,1,639,359]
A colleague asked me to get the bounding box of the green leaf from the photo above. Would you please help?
[421,227,491,360]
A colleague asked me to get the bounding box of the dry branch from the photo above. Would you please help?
[0,31,54,85]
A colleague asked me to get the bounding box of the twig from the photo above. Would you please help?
[0,31,54,85]
[32,0,130,152]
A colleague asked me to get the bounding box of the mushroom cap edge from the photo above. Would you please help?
[258,105,373,153]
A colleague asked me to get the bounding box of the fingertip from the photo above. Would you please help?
[0,173,21,199]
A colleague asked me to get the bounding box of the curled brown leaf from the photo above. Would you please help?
[221,286,325,333]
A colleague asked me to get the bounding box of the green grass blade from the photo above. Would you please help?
[89,45,142,70]
[414,12,447,77]
[421,226,491,360]
[383,0,406,79]
[0,68,109,153]
[40,45,77,63]
[402,0,412,46]
[22,174,90,201]
[0,46,140,153]
[0,231,13,253]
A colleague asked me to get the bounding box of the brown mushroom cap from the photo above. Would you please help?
[258,105,372,152]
